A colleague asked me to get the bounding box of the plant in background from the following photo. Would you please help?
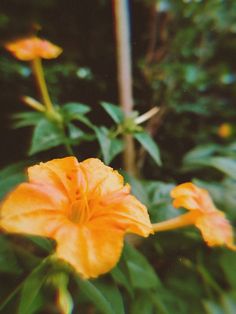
[5,36,95,158]
[0,0,236,313]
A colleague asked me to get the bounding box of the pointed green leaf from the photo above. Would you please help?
[67,123,85,140]
[134,132,162,166]
[111,266,133,297]
[94,281,125,314]
[124,244,161,290]
[18,259,51,314]
[184,156,236,179]
[12,111,44,128]
[183,144,220,163]
[0,162,27,199]
[101,102,124,124]
[95,127,123,164]
[76,277,115,314]
[130,292,154,314]
[61,102,91,122]
[220,251,236,289]
[29,119,65,155]
[0,236,21,274]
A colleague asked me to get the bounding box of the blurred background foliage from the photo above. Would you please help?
[0,0,236,313]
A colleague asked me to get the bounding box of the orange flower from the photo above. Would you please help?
[5,36,62,61]
[217,123,232,138]
[0,157,152,278]
[153,183,236,250]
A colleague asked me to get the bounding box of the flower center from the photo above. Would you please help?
[69,198,90,224]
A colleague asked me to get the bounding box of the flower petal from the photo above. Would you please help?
[171,182,197,198]
[0,182,67,236]
[196,211,236,250]
[55,220,125,279]
[172,195,201,211]
[171,182,216,212]
[80,158,124,195]
[28,157,80,200]
[96,190,152,237]
[5,37,62,61]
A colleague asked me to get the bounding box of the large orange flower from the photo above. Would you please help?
[0,157,152,278]
[153,182,236,250]
[5,36,62,61]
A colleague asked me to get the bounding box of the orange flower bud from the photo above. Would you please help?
[217,123,232,138]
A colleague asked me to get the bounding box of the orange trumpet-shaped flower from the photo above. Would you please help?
[5,36,62,61]
[0,157,152,278]
[153,182,236,250]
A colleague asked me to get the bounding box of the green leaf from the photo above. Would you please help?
[183,144,220,163]
[123,244,161,290]
[111,265,133,297]
[12,111,44,128]
[205,157,236,179]
[203,300,224,314]
[28,236,54,253]
[29,119,65,155]
[67,123,95,144]
[221,294,236,314]
[61,102,91,122]
[130,292,154,314]
[0,162,27,199]
[134,132,162,166]
[94,281,125,314]
[184,156,236,179]
[122,172,149,204]
[95,126,123,164]
[74,114,94,129]
[220,251,236,289]
[101,102,124,124]
[18,259,51,314]
[67,123,85,140]
[0,236,21,274]
[76,277,115,314]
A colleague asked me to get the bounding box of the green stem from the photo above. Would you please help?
[31,58,54,113]
[197,264,222,295]
[59,123,74,156]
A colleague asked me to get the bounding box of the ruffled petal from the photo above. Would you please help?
[171,182,216,212]
[55,220,124,279]
[0,182,68,236]
[28,157,80,201]
[5,37,62,61]
[79,158,124,195]
[172,195,201,211]
[37,39,62,59]
[171,182,197,198]
[95,189,152,237]
[196,211,236,250]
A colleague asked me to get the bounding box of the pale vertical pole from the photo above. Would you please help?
[113,0,136,175]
